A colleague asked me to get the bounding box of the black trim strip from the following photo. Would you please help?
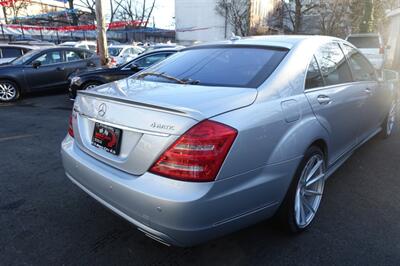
[77,90,188,115]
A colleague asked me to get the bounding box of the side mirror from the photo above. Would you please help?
[386,45,391,50]
[32,60,41,68]
[130,64,140,71]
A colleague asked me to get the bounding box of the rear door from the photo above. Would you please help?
[305,42,365,164]
[64,49,90,77]
[342,44,385,140]
[23,50,67,91]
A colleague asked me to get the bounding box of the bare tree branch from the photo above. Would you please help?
[215,0,249,36]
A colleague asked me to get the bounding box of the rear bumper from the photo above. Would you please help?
[61,136,301,246]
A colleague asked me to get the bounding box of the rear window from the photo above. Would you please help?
[109,47,123,56]
[2,47,23,58]
[138,46,288,88]
[347,36,380,49]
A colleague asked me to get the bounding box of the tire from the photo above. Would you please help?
[278,146,326,233]
[82,81,102,91]
[0,80,20,102]
[381,101,397,139]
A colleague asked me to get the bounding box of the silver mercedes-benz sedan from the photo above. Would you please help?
[61,35,397,246]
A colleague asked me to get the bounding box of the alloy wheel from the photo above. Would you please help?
[294,154,325,228]
[0,82,17,102]
[85,84,99,90]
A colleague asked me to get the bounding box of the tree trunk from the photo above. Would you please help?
[96,0,109,66]
[144,0,156,28]
[2,6,7,24]
[359,0,372,33]
[294,0,303,33]
[68,0,79,26]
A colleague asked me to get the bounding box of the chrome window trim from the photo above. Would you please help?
[304,80,378,93]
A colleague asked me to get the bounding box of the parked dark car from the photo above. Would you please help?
[68,48,179,99]
[0,47,100,102]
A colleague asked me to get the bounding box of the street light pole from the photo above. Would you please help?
[95,0,108,66]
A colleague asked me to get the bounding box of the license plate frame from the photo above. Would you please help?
[91,122,122,155]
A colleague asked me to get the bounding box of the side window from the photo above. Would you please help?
[88,45,96,51]
[83,51,93,59]
[305,56,324,90]
[134,53,168,68]
[2,48,23,58]
[315,42,352,86]
[35,51,64,65]
[122,49,132,55]
[342,44,376,82]
[65,50,85,62]
[134,47,143,54]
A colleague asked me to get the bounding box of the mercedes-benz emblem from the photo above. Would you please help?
[98,103,107,117]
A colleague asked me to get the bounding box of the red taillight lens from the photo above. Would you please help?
[68,114,74,138]
[150,120,237,182]
[379,47,384,54]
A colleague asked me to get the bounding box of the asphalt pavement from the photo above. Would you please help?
[1,93,400,265]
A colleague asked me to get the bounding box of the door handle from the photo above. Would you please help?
[365,88,372,95]
[317,95,332,105]
[56,67,65,71]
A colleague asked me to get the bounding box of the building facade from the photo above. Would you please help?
[0,0,71,24]
[175,0,276,45]
[386,8,400,69]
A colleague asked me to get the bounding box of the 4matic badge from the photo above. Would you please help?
[150,122,175,131]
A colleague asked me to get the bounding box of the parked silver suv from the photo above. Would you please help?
[61,35,397,246]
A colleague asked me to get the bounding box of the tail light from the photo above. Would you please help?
[379,47,384,54]
[68,114,74,138]
[110,57,117,66]
[150,120,237,182]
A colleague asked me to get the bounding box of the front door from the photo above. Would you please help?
[23,50,67,91]
[342,44,384,141]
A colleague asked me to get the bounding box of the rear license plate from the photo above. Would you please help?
[92,122,122,155]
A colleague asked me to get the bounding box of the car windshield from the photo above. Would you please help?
[136,46,288,88]
[347,36,380,49]
[108,47,123,56]
[10,49,40,65]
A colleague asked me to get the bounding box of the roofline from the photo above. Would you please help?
[182,43,290,52]
[346,33,380,37]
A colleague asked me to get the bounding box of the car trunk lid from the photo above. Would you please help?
[72,78,257,176]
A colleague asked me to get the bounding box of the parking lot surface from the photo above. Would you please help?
[1,93,400,265]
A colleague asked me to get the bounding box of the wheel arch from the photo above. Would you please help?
[309,138,328,163]
[81,79,104,89]
[267,116,330,165]
[0,77,23,92]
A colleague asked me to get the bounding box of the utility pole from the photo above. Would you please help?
[96,0,108,66]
